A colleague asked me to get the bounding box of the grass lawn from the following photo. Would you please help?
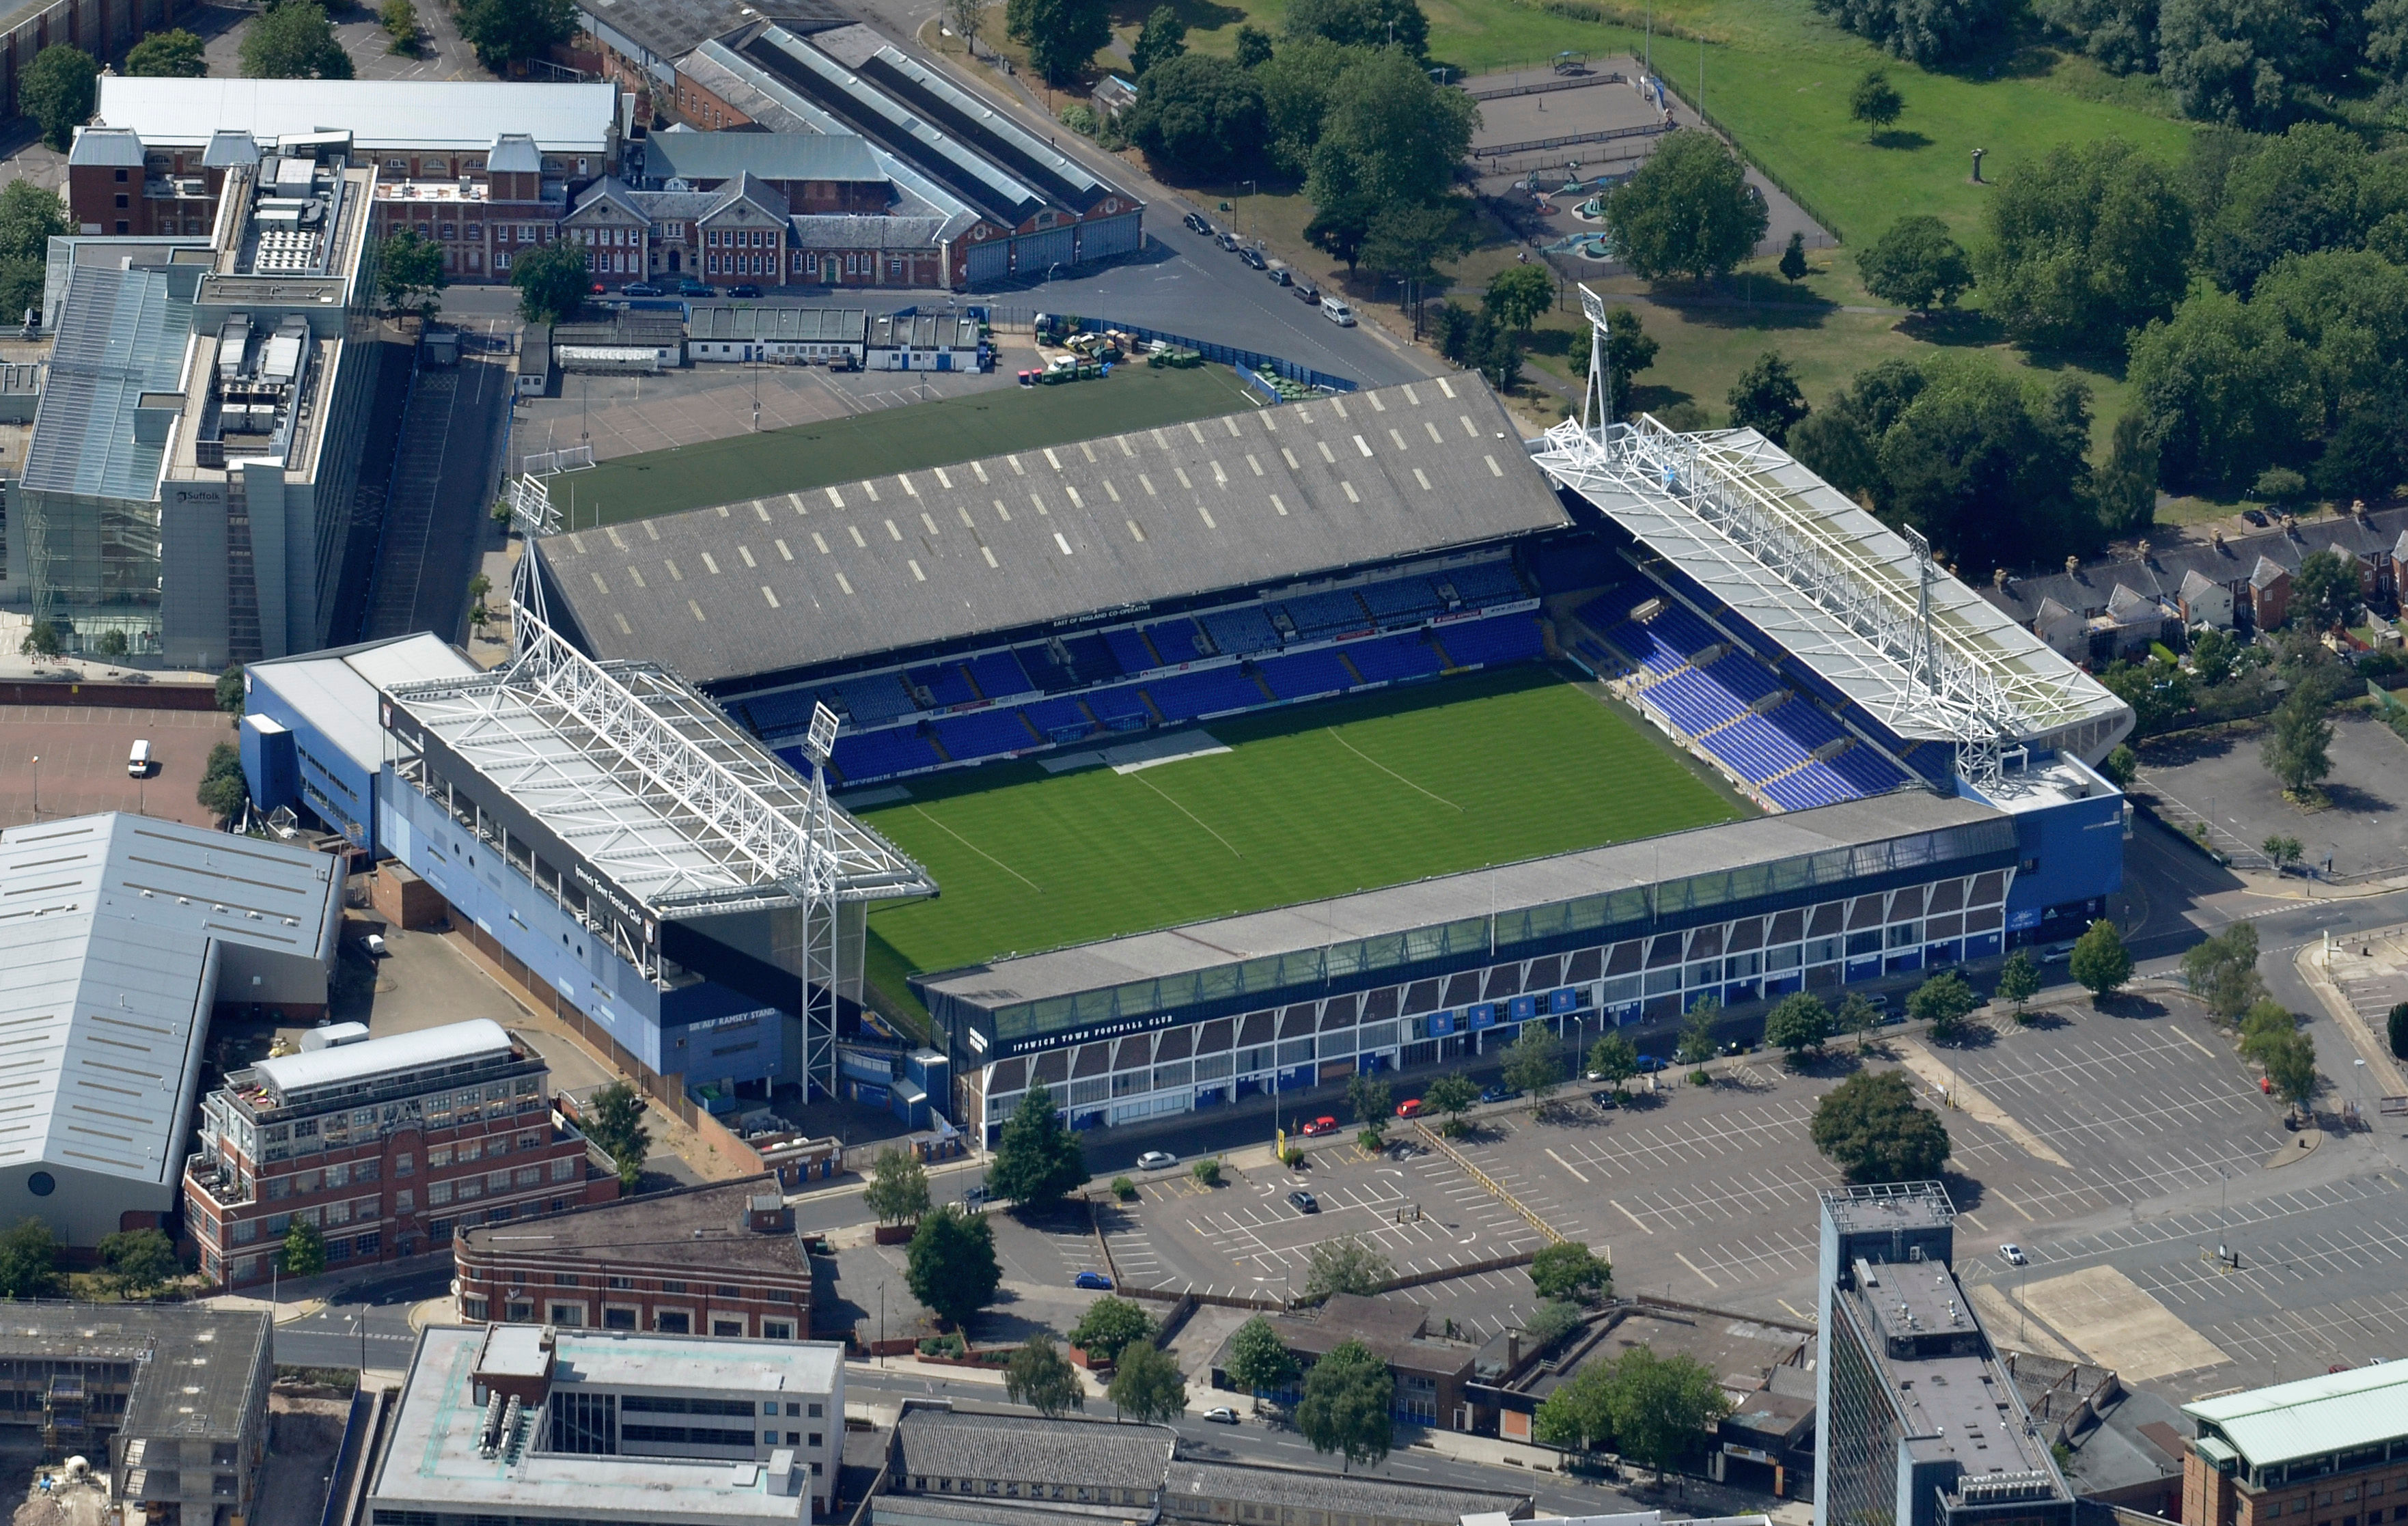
[857,665,1749,1005]
[566,363,1264,525]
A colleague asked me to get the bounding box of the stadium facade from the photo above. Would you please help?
[521,354,2132,1146]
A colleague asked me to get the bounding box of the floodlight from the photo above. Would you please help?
[804,702,841,767]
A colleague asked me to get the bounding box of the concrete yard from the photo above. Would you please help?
[0,702,238,830]
[2136,712,2408,880]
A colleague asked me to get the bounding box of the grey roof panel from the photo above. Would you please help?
[643,130,885,185]
[22,262,197,502]
[575,0,849,65]
[537,372,1566,685]
[69,127,147,166]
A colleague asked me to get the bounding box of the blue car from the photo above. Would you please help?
[621,281,662,296]
[1634,1055,1670,1073]
[1074,1271,1113,1290]
[1479,1084,1519,1105]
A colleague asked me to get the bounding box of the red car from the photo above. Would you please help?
[1299,1116,1339,1137]
[1395,1098,1424,1118]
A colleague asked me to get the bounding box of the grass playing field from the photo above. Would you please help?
[568,363,1265,525]
[856,665,1750,1013]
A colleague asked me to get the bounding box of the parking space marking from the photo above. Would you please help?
[1611,1201,1655,1234]
[1674,1252,1722,1289]
[1544,1148,1590,1184]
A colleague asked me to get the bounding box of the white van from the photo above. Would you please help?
[127,739,152,777]
[1320,296,1356,326]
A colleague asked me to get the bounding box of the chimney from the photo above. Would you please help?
[1508,1333,1521,1368]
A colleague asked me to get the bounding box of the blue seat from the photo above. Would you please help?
[1104,628,1159,675]
[1347,633,1443,683]
[1360,577,1445,622]
[1440,562,1526,607]
[1258,649,1355,699]
[1145,667,1266,722]
[1012,643,1082,693]
[1059,634,1123,687]
[1279,590,1372,639]
[832,676,915,727]
[735,687,827,737]
[827,726,939,785]
[1085,685,1152,728]
[964,651,1035,700]
[1144,618,1210,663]
[1437,616,1542,668]
[1199,605,1280,656]
[934,709,1037,762]
[908,663,978,708]
[1021,697,1094,743]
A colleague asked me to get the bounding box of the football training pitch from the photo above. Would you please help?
[857,665,1750,1009]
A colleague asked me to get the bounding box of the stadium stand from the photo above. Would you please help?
[1144,618,1210,663]
[734,687,826,737]
[965,650,1035,701]
[1436,615,1544,668]
[1199,606,1279,657]
[934,708,1039,761]
[1441,561,1529,607]
[1104,627,1160,676]
[1145,666,1268,723]
[1085,686,1152,730]
[1257,648,1356,700]
[1022,697,1096,744]
[1058,634,1124,687]
[909,663,978,708]
[1346,631,1445,684]
[1278,590,1373,639]
[1361,577,1446,622]
[828,725,940,783]
[833,676,915,727]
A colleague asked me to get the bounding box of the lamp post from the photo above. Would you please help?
[28,755,38,822]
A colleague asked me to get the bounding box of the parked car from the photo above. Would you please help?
[1591,1090,1619,1108]
[1265,260,1292,286]
[1136,1150,1178,1170]
[728,283,763,299]
[1073,1270,1114,1290]
[1184,212,1212,235]
[1998,1243,2028,1266]
[1634,1055,1669,1073]
[1479,1084,1519,1105]
[1395,1098,1424,1118]
[361,932,389,958]
[2241,508,2270,527]
[963,1184,992,1207]
[1299,1115,1338,1137]
[1287,1190,1320,1213]
[621,281,663,296]
[1239,246,1268,270]
[2041,941,2078,962]
[676,279,717,297]
[1295,282,1321,303]
[1204,1406,1241,1424]
[127,739,152,777]
[1217,231,1242,251]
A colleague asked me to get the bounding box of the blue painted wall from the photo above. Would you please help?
[245,673,380,851]
[240,714,300,818]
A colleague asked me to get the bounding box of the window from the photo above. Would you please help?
[713,1320,743,1337]
[552,1158,577,1182]
[661,1280,688,1294]
[807,1404,822,1418]
[355,1231,381,1257]
[604,1307,636,1329]
[655,1312,691,1333]
[395,1190,414,1214]
[428,1147,452,1167]
[715,1284,742,1298]
[553,1273,580,1287]
[396,1153,414,1176]
[428,1181,453,1206]
[516,1167,541,1188]
[549,1303,583,1326]
[763,1430,779,1445]
[807,1432,822,1447]
[608,1276,634,1290]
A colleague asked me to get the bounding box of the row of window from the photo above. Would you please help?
[464,1297,797,1341]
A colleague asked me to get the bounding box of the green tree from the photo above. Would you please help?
[1604,130,1768,284]
[1484,264,1553,331]
[97,1229,180,1298]
[1422,1072,1478,1133]
[1125,55,1265,176]
[17,620,61,660]
[1849,68,1903,138]
[1908,971,1980,1040]
[2385,1000,2408,1061]
[197,742,250,823]
[1811,1070,1952,1182]
[2261,690,2334,796]
[1304,1233,1392,1300]
[1529,1240,1611,1303]
[2094,408,2160,538]
[378,228,448,324]
[1006,0,1111,83]
[2128,287,2319,497]
[988,1081,1090,1210]
[2181,921,2265,1025]
[0,180,70,327]
[2262,833,2304,870]
[1727,352,1811,445]
[2260,1027,2318,1107]
[2100,656,2193,736]
[1130,4,1187,74]
[2068,918,2134,997]
[1778,229,1809,283]
[22,45,96,151]
[1500,1025,1566,1104]
[1303,50,1476,273]
[2291,549,2361,632]
[241,3,353,78]
[215,661,247,715]
[1233,23,1275,65]
[1586,1031,1638,1093]
[379,0,423,53]
[1106,1337,1187,1422]
[2189,628,2241,687]
[1607,1346,1734,1481]
[0,1219,61,1299]
[2098,744,2139,791]
[1358,197,1472,316]
[1523,1297,1584,1351]
[1255,36,1364,176]
[1296,1338,1393,1471]
[2239,997,2295,1064]
[950,0,993,57]
[1283,0,1427,53]
[1996,949,2043,1022]
[1006,1331,1084,1416]
[1345,1073,1392,1133]
[458,0,577,70]
[1533,1359,1616,1449]
[1676,994,1721,1066]
[510,241,592,325]
[1764,993,1832,1063]
[906,1206,1001,1329]
[863,1146,932,1226]
[1838,992,1881,1053]
[280,1217,329,1278]
[1226,1315,1300,1403]
[126,28,208,75]
[2038,0,2159,72]
[1585,304,1660,421]
[585,1081,650,1189]
[1978,137,2194,350]
[1069,1296,1154,1365]
[2159,0,2358,132]
[2314,403,2408,505]
[1809,0,2006,62]
[1857,215,1974,314]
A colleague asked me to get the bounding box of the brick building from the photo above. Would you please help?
[2183,1364,2408,1526]
[183,1018,616,1288]
[454,1175,813,1340]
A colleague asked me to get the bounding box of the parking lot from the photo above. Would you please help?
[2137,711,2408,879]
[0,702,236,829]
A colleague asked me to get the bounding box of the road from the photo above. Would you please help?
[271,1265,449,1372]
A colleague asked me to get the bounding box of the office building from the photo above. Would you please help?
[2183,1364,2408,1526]
[182,1018,614,1288]
[1815,1182,2073,1526]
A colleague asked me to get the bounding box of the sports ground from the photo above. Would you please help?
[856,665,1752,1009]
[566,363,1265,525]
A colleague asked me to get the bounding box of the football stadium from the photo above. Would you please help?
[530,320,2134,1146]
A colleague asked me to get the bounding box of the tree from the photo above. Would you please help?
[1677,995,1720,1066]
[2099,744,2139,792]
[2386,1000,2407,1061]
[2129,292,2319,499]
[2069,918,2133,997]
[18,620,61,660]
[1303,51,1476,273]
[1838,992,1881,1053]
[1283,0,1428,54]
[1345,1073,1392,1132]
[1130,5,1187,75]
[949,0,993,55]
[1523,1297,1585,1352]
[1358,197,1472,313]
[242,3,353,78]
[2261,690,2334,797]
[1125,54,1266,176]
[1296,1339,1394,1471]
[216,661,247,715]
[2239,998,2295,1064]
[1484,265,1553,331]
[1604,131,1768,284]
[1234,23,1275,65]
[2262,833,2304,870]
[1812,1070,1952,1181]
[2260,1028,2318,1108]
[2189,628,2240,688]
[1006,1331,1084,1416]
[1106,1338,1187,1423]
[1586,1031,1638,1093]
[2181,921,2265,1025]
[378,228,448,324]
[1006,0,1111,84]
[458,0,577,70]
[94,629,128,658]
[1874,360,2102,574]
[1779,230,1809,283]
[1500,1025,1565,1104]
[2038,0,2159,72]
[1533,1360,1616,1449]
[2094,408,2159,538]
[1765,993,1832,1063]
[2101,656,2192,736]
[1909,971,1980,1040]
[2291,549,2361,633]
[988,1081,1090,1210]
[512,242,592,324]
[585,1081,650,1189]
[0,1219,61,1300]
[1070,1296,1154,1365]
[1857,216,1974,314]
[1727,352,1810,445]
[2314,403,2408,505]
[1849,69,1903,139]
[0,180,70,327]
[1978,137,2194,350]
[97,1229,180,1298]
[1996,949,2043,1022]
[1607,1346,1734,1480]
[281,1217,329,1278]
[379,0,423,53]
[22,45,96,151]
[1304,1233,1392,1300]
[126,28,208,75]
[1809,0,2007,62]
[1256,37,1364,176]
[1423,1073,1478,1133]
[863,1147,932,1226]
[906,1206,1001,1329]
[1530,1240,1611,1303]
[2158,0,2358,130]
[197,742,251,824]
[1226,1315,1300,1404]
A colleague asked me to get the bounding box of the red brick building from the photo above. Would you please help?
[184,1018,616,1288]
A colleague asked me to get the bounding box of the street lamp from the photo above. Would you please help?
[28,755,38,822]
[1241,180,1256,241]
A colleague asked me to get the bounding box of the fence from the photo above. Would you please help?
[0,678,217,709]
[1035,312,1359,393]
[1415,1120,1565,1244]
[1478,120,1667,161]
[1467,69,1629,100]
[318,1387,386,1526]
[522,445,597,475]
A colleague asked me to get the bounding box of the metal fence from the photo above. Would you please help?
[1036,311,1359,393]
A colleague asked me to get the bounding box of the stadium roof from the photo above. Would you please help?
[249,633,478,774]
[91,78,620,154]
[920,791,2008,1014]
[537,372,1568,686]
[1535,417,2131,764]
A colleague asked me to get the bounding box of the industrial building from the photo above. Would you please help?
[0,812,341,1247]
[182,1017,614,1288]
[241,632,480,855]
[0,1303,274,1521]
[2183,1363,2408,1526]
[1814,1182,2074,1526]
[370,1322,846,1525]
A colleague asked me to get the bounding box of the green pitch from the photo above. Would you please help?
[857,665,1751,1008]
[568,363,1264,525]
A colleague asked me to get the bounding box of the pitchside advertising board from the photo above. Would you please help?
[380,697,660,959]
